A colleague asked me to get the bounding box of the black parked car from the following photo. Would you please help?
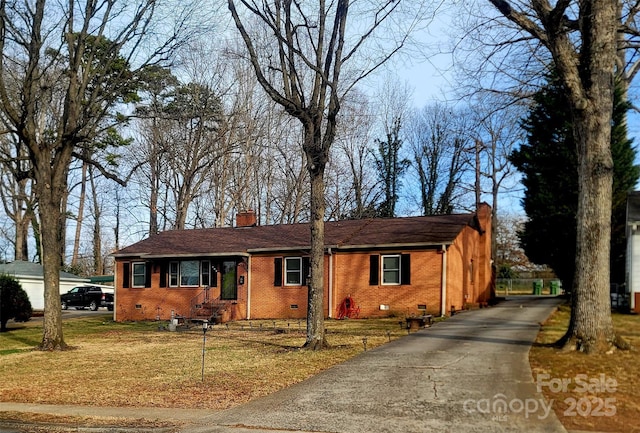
[61,285,114,311]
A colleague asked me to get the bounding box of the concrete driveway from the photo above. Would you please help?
[0,297,566,433]
[185,296,567,433]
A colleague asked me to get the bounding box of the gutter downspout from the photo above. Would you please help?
[328,247,333,318]
[440,244,447,317]
[246,256,252,320]
[113,263,118,322]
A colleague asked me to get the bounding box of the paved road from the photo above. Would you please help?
[9,309,114,325]
[0,297,566,433]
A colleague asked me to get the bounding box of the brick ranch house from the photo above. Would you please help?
[112,204,493,323]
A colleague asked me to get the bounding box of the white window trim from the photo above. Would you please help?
[168,260,212,288]
[132,262,146,288]
[284,257,303,286]
[169,261,179,287]
[201,260,211,287]
[381,254,401,285]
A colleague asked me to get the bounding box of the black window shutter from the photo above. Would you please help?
[302,256,310,286]
[122,262,130,288]
[159,262,167,288]
[401,254,411,285]
[369,255,379,285]
[211,264,218,287]
[145,262,152,288]
[274,257,283,286]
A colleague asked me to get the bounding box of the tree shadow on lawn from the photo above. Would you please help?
[0,326,41,347]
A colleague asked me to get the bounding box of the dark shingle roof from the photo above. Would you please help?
[114,213,477,258]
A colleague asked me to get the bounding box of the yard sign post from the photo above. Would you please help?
[201,320,208,382]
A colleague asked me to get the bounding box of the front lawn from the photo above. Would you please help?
[530,304,640,433]
[0,315,407,410]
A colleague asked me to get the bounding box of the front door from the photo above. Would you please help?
[221,261,237,300]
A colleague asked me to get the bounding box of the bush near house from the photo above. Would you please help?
[0,274,32,332]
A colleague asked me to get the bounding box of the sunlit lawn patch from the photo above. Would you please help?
[0,315,407,411]
[530,304,640,433]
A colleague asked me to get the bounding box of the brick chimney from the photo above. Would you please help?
[236,210,257,227]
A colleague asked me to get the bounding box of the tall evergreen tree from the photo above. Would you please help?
[512,74,639,290]
[610,84,639,286]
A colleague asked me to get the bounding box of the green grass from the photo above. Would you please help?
[0,349,29,356]
[0,314,171,353]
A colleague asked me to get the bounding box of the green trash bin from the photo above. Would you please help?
[550,280,560,295]
[533,279,543,295]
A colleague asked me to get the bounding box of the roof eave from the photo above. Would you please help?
[248,241,453,253]
[247,246,311,253]
[336,241,453,250]
[113,252,250,259]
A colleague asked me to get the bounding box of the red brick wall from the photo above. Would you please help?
[248,255,329,319]
[115,260,248,322]
[331,250,444,317]
[445,204,493,312]
[115,206,492,322]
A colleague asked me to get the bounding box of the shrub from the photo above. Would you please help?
[0,274,32,332]
[497,264,517,279]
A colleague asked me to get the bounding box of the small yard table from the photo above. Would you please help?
[405,315,433,331]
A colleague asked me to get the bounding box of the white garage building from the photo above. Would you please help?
[0,260,88,310]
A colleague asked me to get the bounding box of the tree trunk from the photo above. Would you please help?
[90,167,103,275]
[149,171,159,236]
[174,200,188,230]
[37,184,67,350]
[15,211,30,261]
[33,129,73,349]
[305,168,328,350]
[12,178,32,261]
[59,186,69,267]
[490,159,499,302]
[562,107,616,353]
[490,137,499,264]
[487,0,624,354]
[303,125,328,350]
[555,0,620,353]
[30,212,42,263]
[475,139,482,208]
[71,161,87,267]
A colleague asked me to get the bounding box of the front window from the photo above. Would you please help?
[285,257,302,285]
[168,260,213,287]
[169,262,179,287]
[382,255,400,285]
[132,262,146,287]
[201,260,211,286]
[180,260,200,286]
